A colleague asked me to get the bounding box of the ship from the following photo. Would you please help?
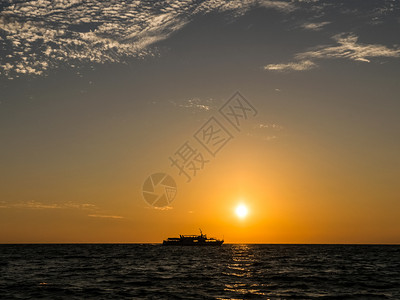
[162,229,224,246]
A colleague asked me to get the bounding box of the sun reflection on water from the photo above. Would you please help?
[223,244,268,297]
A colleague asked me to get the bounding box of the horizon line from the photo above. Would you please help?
[1,242,399,245]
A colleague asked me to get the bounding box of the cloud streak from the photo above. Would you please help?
[1,200,123,219]
[264,60,317,71]
[300,21,331,31]
[0,201,96,210]
[88,214,124,219]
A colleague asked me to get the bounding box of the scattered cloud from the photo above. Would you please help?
[247,132,278,141]
[259,0,297,13]
[247,122,283,141]
[264,60,317,71]
[171,98,216,112]
[0,0,257,79]
[257,123,284,130]
[2,1,398,78]
[300,21,330,31]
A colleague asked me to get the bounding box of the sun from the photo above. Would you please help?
[235,204,248,219]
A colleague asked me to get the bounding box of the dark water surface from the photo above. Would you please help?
[1,244,399,299]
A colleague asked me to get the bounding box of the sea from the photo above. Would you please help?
[1,244,399,299]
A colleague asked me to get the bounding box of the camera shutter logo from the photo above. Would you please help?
[142,173,177,207]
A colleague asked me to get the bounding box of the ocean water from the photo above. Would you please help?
[0,244,399,299]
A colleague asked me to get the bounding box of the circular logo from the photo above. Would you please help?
[142,173,177,207]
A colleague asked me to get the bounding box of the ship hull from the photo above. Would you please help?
[162,230,224,246]
[162,240,223,246]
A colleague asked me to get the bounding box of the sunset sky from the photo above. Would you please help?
[1,0,399,243]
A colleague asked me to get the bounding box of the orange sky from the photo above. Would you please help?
[1,1,400,244]
[1,109,399,244]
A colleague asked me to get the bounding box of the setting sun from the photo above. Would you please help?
[235,204,248,219]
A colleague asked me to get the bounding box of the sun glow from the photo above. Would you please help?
[235,204,248,219]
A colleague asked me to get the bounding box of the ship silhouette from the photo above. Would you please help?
[163,229,224,246]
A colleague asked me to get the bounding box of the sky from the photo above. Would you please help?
[0,0,399,243]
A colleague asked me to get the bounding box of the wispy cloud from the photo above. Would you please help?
[88,214,124,219]
[300,21,330,31]
[1,200,124,219]
[264,60,316,71]
[265,33,400,72]
[153,206,173,211]
[1,201,96,210]
[296,33,400,63]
